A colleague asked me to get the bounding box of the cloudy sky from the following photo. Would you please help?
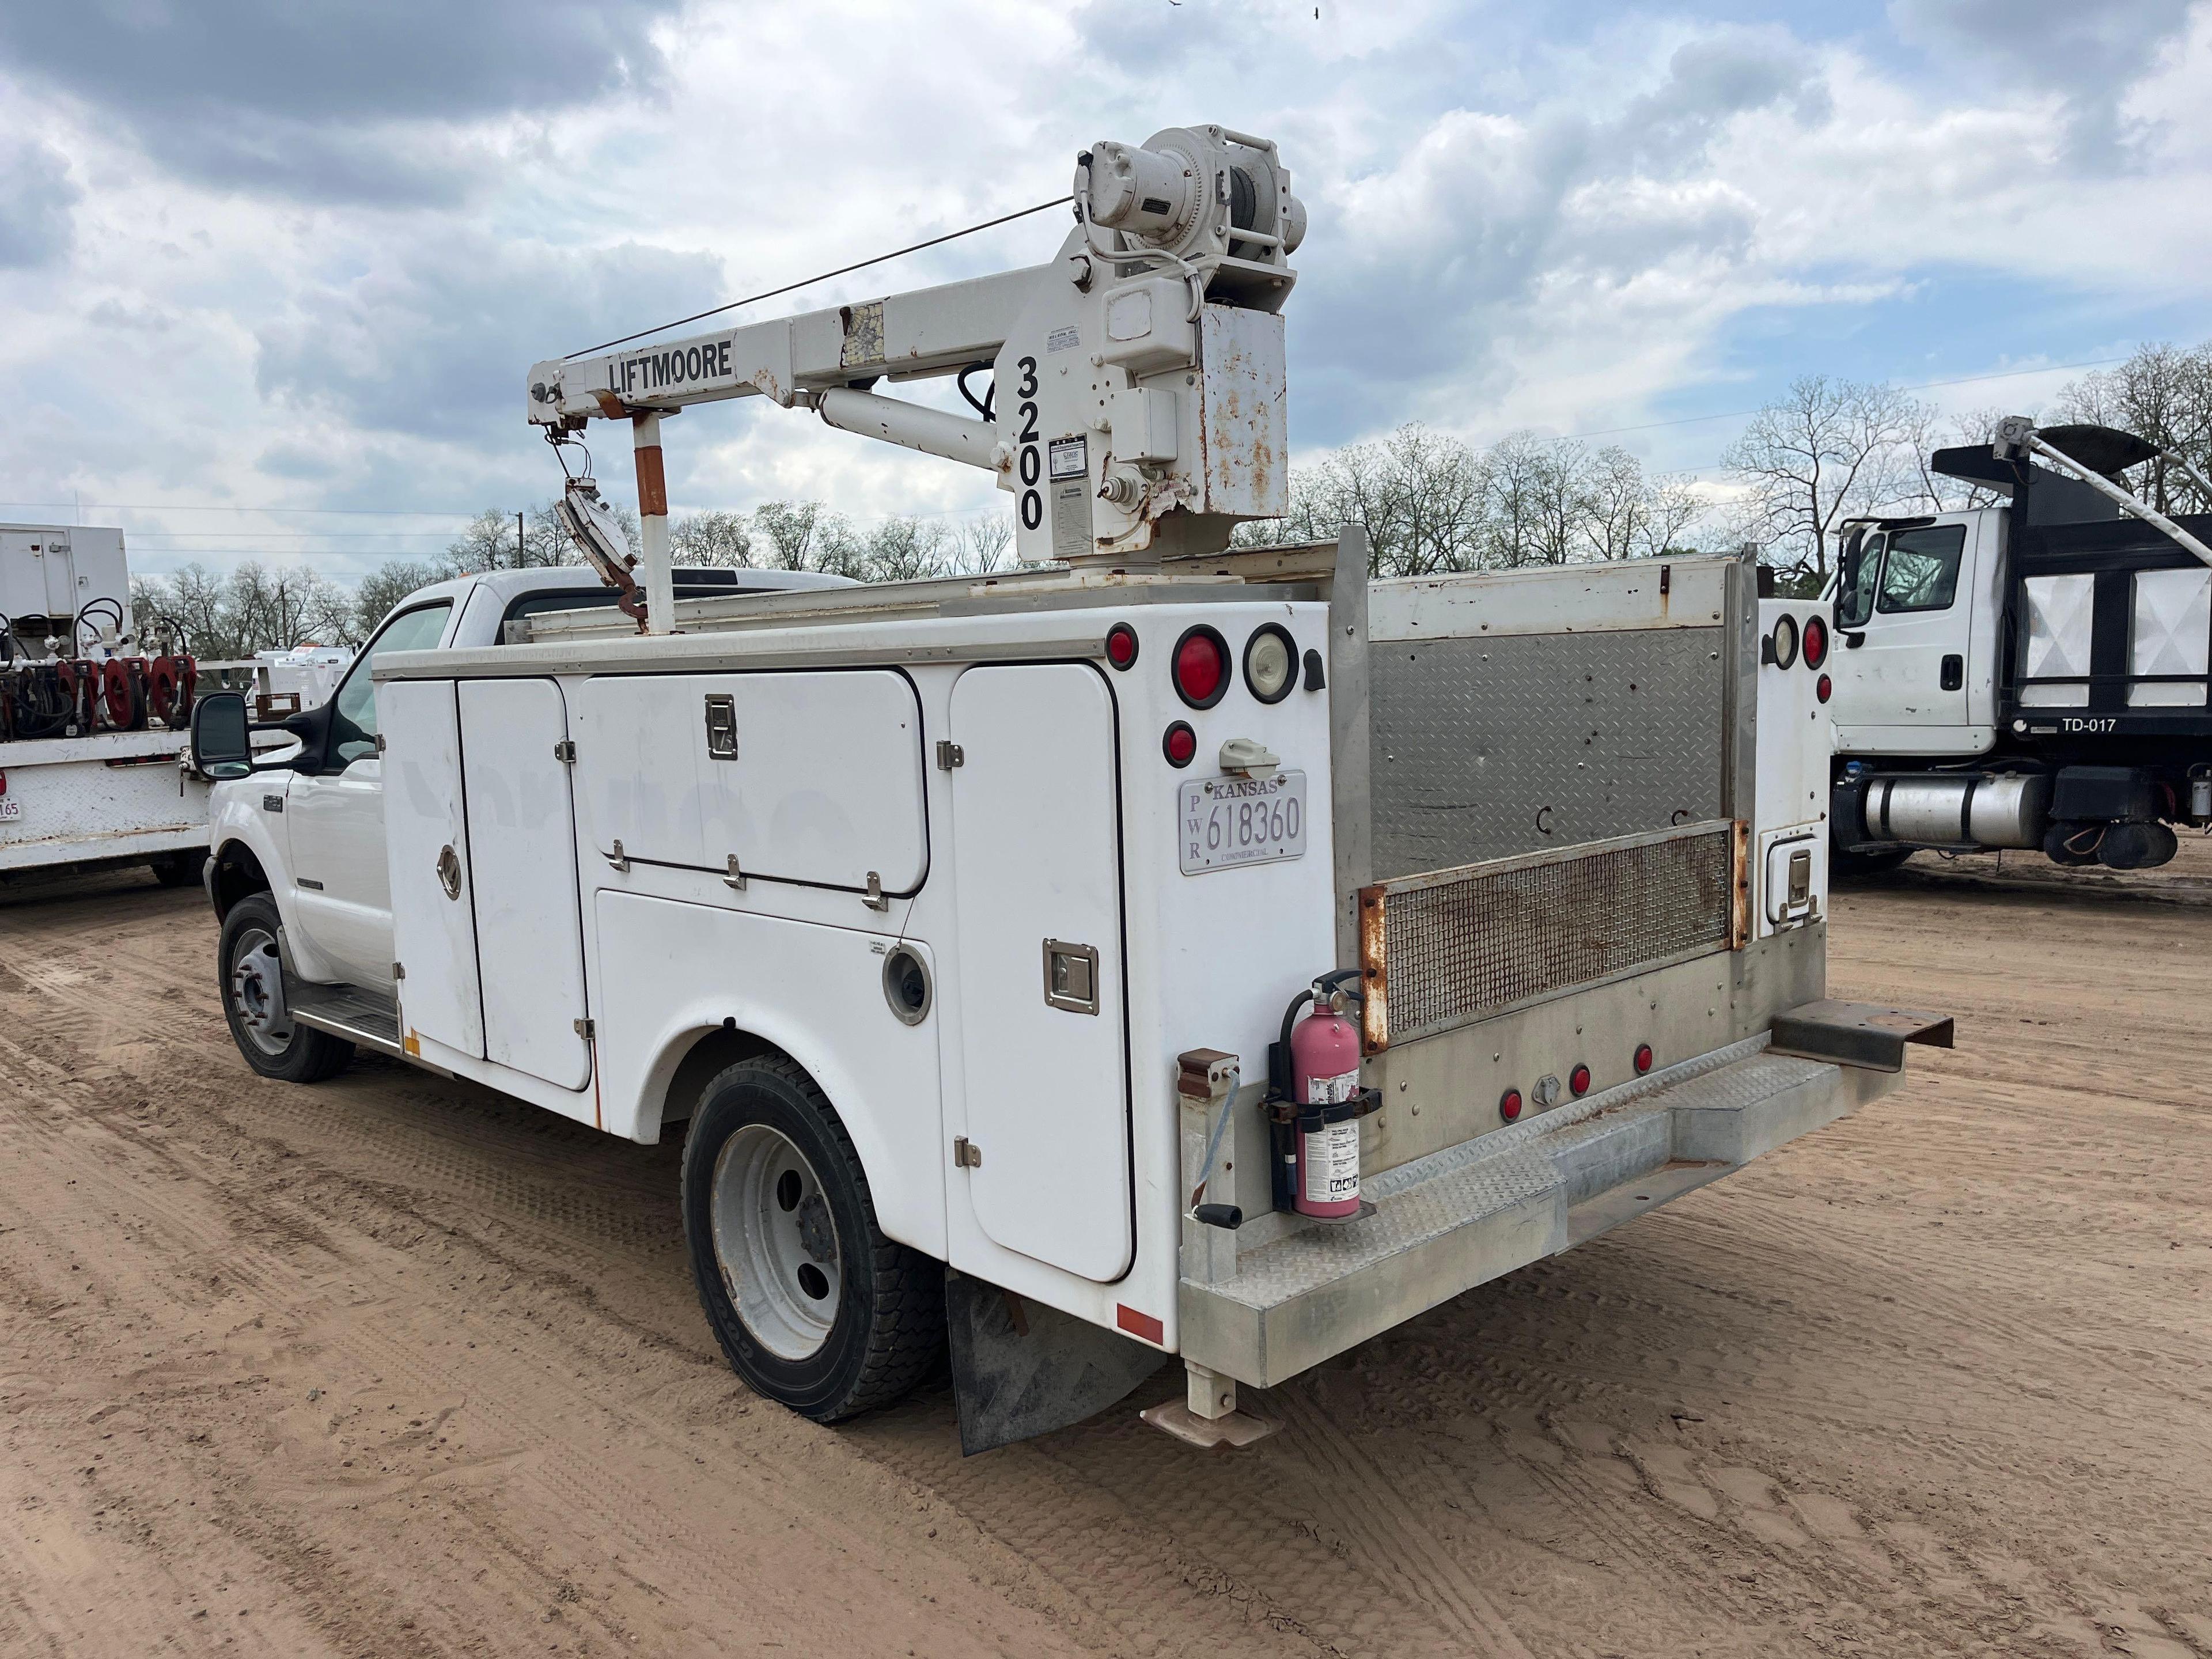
[3,0,2210,584]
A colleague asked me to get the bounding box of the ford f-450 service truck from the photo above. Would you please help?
[190,123,1946,1452]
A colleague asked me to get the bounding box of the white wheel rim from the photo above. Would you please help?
[710,1124,842,1362]
[228,926,293,1056]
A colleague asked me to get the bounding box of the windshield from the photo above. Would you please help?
[328,601,453,767]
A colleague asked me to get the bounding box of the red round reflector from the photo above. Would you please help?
[1569,1063,1592,1096]
[1634,1043,1653,1074]
[1498,1088,1523,1123]
[1162,721,1197,768]
[1816,673,1832,703]
[1802,614,1829,669]
[1105,622,1139,670]
[1171,626,1229,709]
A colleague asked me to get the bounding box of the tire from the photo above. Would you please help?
[215,893,355,1084]
[151,849,209,889]
[1831,846,1912,878]
[681,1055,944,1422]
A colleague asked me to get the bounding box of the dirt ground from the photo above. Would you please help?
[2,840,2208,1659]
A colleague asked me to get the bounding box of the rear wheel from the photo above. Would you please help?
[216,893,354,1084]
[681,1055,943,1422]
[1830,846,1912,878]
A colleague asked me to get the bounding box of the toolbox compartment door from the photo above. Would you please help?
[947,662,1130,1282]
[383,678,484,1059]
[573,669,927,893]
[459,677,590,1091]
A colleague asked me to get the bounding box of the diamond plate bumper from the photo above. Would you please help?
[1178,1033,1905,1387]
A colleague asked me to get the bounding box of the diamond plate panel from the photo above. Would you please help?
[1366,628,1727,879]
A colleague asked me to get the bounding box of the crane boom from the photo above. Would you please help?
[527,124,1307,630]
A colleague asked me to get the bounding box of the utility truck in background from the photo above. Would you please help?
[0,521,218,885]
[1826,419,2212,872]
[191,123,1948,1452]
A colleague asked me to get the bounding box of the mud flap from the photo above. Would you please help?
[944,1270,1166,1456]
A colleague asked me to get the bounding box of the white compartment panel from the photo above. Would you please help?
[383,679,484,1058]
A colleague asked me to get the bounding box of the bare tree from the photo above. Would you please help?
[1722,376,1921,592]
[354,560,440,636]
[2049,342,2212,513]
[669,510,755,567]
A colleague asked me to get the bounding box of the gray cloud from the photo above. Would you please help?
[0,139,79,268]
[0,0,678,203]
[1889,0,2194,164]
[255,233,725,441]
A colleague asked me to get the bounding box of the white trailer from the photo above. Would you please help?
[190,123,1946,1449]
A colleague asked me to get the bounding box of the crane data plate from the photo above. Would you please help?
[1177,771,1307,874]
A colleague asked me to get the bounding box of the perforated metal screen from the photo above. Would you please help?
[1359,820,1744,1051]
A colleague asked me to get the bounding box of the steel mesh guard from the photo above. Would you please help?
[1358,820,1745,1051]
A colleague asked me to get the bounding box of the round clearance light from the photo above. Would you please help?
[881,946,932,1026]
[1802,613,1830,669]
[1569,1063,1592,1096]
[1499,1087,1524,1123]
[1817,673,1833,704]
[1162,721,1198,768]
[1105,622,1139,671]
[1767,613,1800,670]
[1634,1043,1654,1075]
[1243,623,1297,704]
[1171,624,1230,709]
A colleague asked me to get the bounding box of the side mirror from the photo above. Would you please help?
[190,692,253,778]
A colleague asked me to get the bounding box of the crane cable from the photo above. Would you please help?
[570,195,1074,359]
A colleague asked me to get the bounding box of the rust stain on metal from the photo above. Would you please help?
[1730,819,1752,949]
[590,389,628,419]
[631,437,669,518]
[1358,886,1389,1053]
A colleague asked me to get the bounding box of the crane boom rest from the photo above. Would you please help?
[525,125,1308,630]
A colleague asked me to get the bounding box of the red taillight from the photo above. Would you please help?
[1105,622,1139,670]
[1498,1088,1522,1122]
[1162,721,1197,767]
[1171,626,1229,709]
[1817,673,1832,703]
[1802,615,1828,669]
[1569,1063,1592,1096]
[1633,1043,1653,1075]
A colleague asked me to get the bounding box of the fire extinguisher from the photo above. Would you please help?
[1268,970,1380,1221]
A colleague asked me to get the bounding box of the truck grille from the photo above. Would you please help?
[1357,820,1747,1051]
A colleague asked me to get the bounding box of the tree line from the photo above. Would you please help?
[130,337,2212,655]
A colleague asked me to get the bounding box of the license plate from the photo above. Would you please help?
[0,800,20,821]
[1177,770,1306,874]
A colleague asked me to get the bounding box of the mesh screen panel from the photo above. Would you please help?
[1366,823,1738,1048]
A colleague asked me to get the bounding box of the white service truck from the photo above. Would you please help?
[1,521,216,885]
[191,123,1946,1451]
[1827,419,2212,872]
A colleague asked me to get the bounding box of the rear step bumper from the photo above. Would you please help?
[1179,1035,1906,1388]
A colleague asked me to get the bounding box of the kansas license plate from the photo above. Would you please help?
[1177,770,1306,874]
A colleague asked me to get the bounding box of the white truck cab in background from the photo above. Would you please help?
[1827,421,2212,873]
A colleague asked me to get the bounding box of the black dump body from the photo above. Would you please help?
[1933,439,2212,771]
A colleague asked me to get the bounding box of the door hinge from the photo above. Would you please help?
[392,961,406,981]
[935,740,964,771]
[553,738,577,764]
[953,1136,983,1169]
[374,733,388,753]
[573,1017,595,1041]
[862,870,888,911]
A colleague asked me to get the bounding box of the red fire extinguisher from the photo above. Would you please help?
[1270,971,1374,1221]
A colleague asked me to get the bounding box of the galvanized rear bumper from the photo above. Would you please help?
[1177,1035,1903,1388]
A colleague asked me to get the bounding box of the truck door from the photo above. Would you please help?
[1833,520,1975,753]
[946,663,1131,1283]
[290,599,453,988]
[458,678,590,1091]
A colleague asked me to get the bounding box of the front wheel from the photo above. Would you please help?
[216,893,355,1083]
[681,1055,943,1422]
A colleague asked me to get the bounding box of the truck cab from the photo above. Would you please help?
[1825,422,2212,872]
[205,565,854,990]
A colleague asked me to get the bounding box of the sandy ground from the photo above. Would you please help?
[1,840,2209,1659]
